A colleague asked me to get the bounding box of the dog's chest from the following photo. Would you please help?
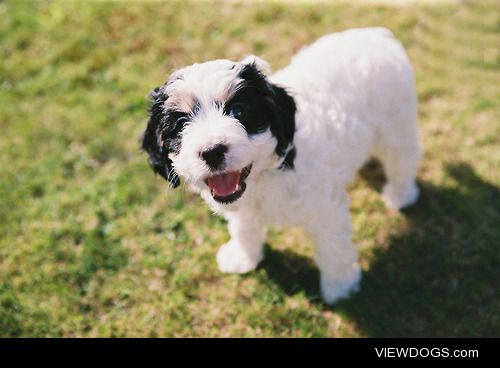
[246,170,322,227]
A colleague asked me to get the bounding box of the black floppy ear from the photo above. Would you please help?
[237,61,297,169]
[268,83,297,170]
[140,86,180,188]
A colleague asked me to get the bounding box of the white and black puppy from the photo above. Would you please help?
[141,28,421,304]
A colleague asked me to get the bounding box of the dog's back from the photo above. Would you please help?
[270,28,419,194]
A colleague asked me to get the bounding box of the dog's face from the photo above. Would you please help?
[141,56,296,208]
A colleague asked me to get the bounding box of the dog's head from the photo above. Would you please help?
[141,56,296,208]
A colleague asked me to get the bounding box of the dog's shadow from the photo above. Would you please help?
[258,160,500,337]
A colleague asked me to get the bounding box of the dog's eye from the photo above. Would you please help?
[228,104,248,121]
[164,114,188,135]
[175,116,188,126]
[172,116,189,132]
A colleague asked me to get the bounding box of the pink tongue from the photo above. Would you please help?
[207,171,241,197]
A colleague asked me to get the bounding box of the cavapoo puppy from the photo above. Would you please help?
[141,27,421,304]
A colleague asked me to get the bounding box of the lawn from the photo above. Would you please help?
[0,0,498,337]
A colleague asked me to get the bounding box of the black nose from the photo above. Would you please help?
[200,144,228,170]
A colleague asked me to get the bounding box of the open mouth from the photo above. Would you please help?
[204,165,252,204]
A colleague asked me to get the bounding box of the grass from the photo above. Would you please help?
[0,0,499,337]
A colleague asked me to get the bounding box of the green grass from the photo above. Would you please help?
[1,0,499,337]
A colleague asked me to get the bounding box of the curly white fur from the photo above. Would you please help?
[167,27,421,304]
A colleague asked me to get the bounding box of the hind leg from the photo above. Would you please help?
[373,124,422,210]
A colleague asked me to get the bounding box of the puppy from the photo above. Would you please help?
[141,27,421,304]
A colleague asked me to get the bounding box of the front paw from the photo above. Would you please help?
[382,182,419,210]
[216,241,262,274]
[320,264,361,305]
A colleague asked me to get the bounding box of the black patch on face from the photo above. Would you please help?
[224,63,297,169]
[141,87,186,188]
[160,109,188,155]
